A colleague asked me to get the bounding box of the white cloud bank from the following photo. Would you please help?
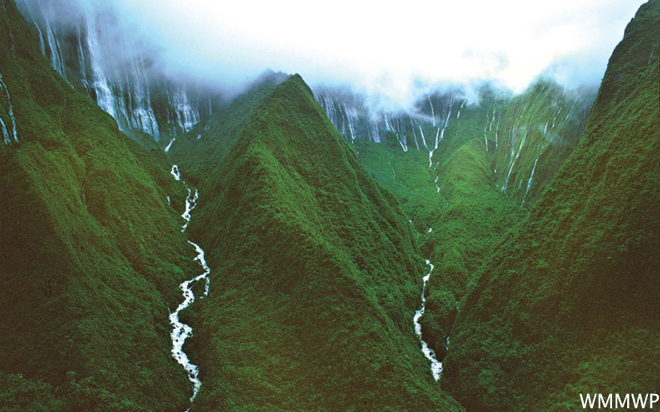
[66,0,651,108]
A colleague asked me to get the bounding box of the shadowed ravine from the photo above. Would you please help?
[169,165,211,409]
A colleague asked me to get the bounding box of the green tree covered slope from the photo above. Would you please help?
[171,75,464,411]
[351,78,592,365]
[0,0,197,409]
[443,1,660,410]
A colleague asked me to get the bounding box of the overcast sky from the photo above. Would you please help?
[102,0,645,108]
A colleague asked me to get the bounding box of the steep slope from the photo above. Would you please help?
[166,71,288,185]
[350,81,587,362]
[319,79,594,211]
[443,1,660,411]
[416,138,528,361]
[15,0,219,140]
[0,0,196,410]
[170,75,464,411]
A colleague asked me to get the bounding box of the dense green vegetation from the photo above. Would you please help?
[169,75,464,411]
[489,80,595,205]
[167,70,288,185]
[349,76,592,361]
[444,1,660,410]
[0,1,196,410]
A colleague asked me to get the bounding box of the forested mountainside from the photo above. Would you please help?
[443,1,660,411]
[316,63,597,366]
[165,70,289,185]
[168,74,464,411]
[317,78,595,211]
[0,0,201,410]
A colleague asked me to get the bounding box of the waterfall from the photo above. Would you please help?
[457,101,465,119]
[384,114,407,152]
[126,58,160,138]
[502,133,526,192]
[484,125,488,151]
[323,94,337,126]
[44,19,66,79]
[410,118,420,150]
[444,104,452,127]
[395,133,408,152]
[21,1,172,140]
[552,108,560,129]
[369,121,381,143]
[484,109,497,151]
[84,11,116,120]
[316,92,360,142]
[343,103,357,141]
[520,154,540,206]
[75,25,87,84]
[1,117,9,144]
[419,126,429,150]
[32,20,45,56]
[0,73,18,143]
[172,87,200,133]
[428,95,436,126]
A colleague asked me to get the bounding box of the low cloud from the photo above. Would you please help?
[19,0,646,110]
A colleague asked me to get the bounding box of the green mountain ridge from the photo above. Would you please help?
[171,74,463,411]
[167,70,289,186]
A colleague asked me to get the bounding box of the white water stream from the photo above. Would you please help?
[169,165,211,408]
[457,101,465,119]
[413,259,443,381]
[0,117,8,144]
[419,126,429,150]
[343,102,357,141]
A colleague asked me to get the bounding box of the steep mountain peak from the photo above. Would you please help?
[163,71,465,411]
